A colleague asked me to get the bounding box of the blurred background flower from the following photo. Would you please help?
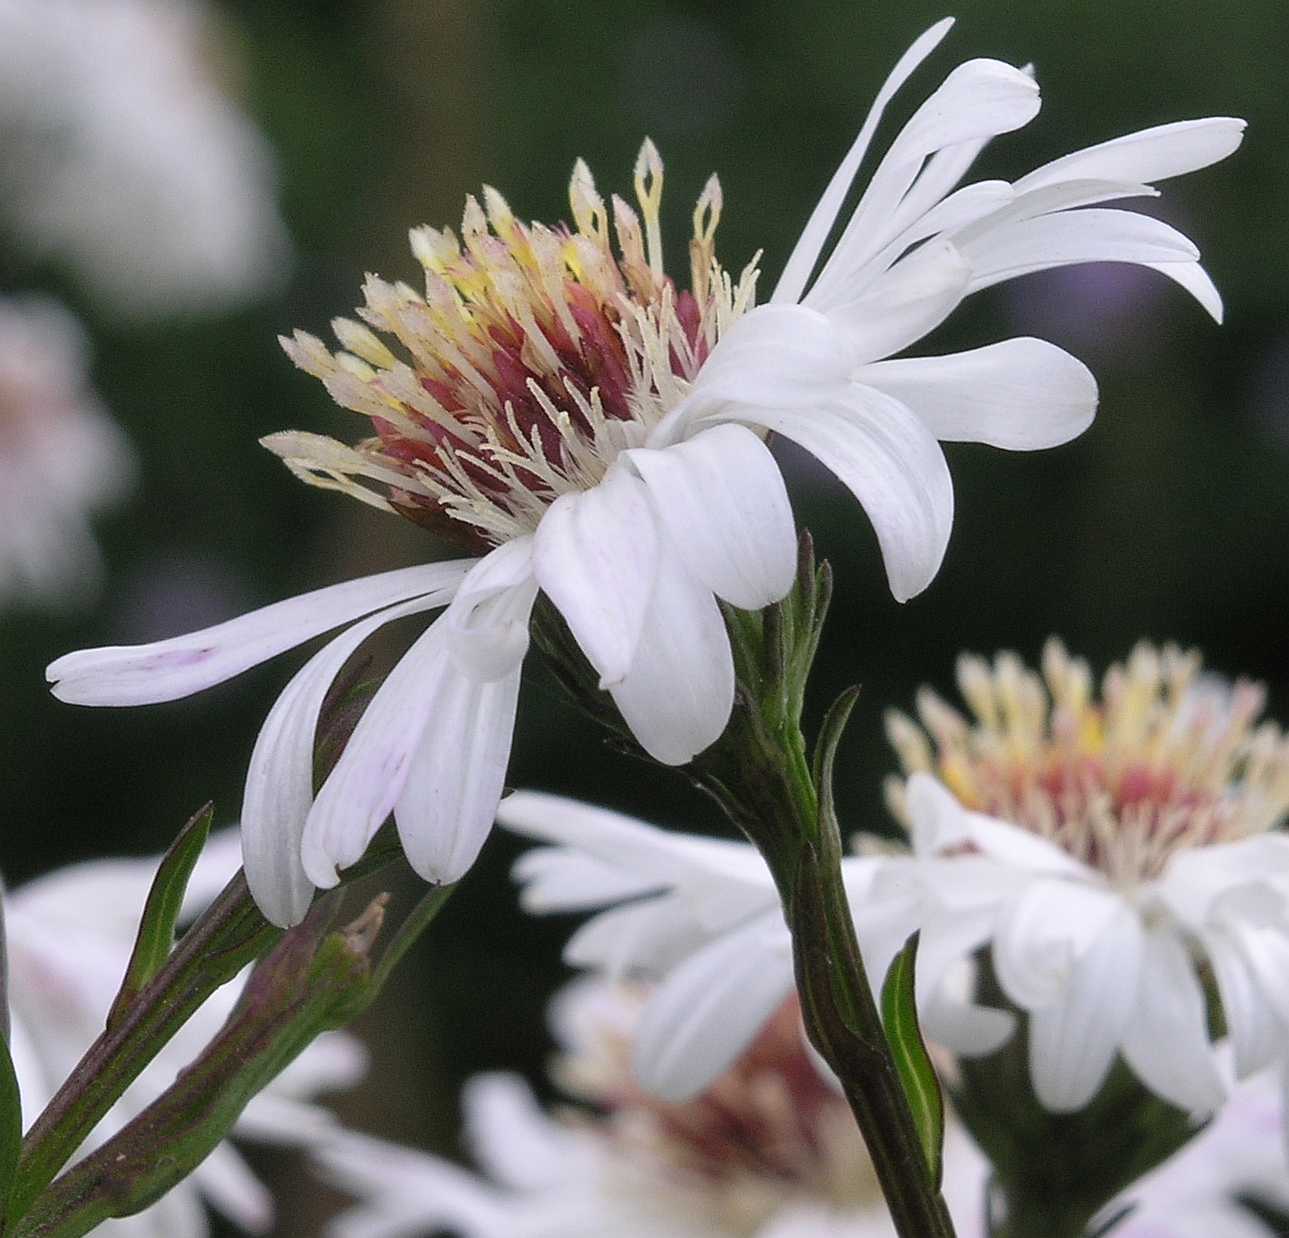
[4,1,1289,1232]
[0,295,133,610]
[0,0,289,319]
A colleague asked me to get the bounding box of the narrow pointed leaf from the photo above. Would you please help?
[881,931,946,1187]
[106,805,214,1032]
[812,685,862,864]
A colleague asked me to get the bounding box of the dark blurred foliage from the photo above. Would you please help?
[3,1,1289,1231]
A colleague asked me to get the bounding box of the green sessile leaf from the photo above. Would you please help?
[105,805,214,1033]
[881,932,946,1188]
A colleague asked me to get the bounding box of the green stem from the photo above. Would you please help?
[7,873,278,1226]
[765,759,956,1238]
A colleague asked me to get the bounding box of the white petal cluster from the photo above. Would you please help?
[47,20,1243,928]
[498,795,1288,1237]
[314,978,989,1238]
[0,296,133,611]
[0,0,289,317]
[6,831,366,1237]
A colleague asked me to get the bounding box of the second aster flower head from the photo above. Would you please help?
[48,19,1243,928]
[881,641,1289,1121]
[886,638,1289,888]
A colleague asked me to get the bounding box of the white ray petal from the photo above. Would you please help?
[608,545,735,764]
[195,1144,274,1234]
[1014,117,1246,194]
[46,560,474,706]
[444,537,538,682]
[511,847,662,913]
[1204,926,1284,1078]
[961,208,1200,293]
[772,17,956,305]
[463,1073,580,1191]
[1120,928,1225,1113]
[1028,904,1143,1112]
[822,238,971,362]
[563,895,708,977]
[300,616,453,888]
[711,383,952,603]
[1149,258,1225,322]
[632,913,794,1101]
[811,58,1040,301]
[624,423,796,611]
[394,647,526,884]
[533,464,659,688]
[859,338,1097,451]
[993,879,1120,1010]
[242,591,453,927]
[687,304,855,409]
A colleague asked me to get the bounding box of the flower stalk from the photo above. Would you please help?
[535,534,957,1238]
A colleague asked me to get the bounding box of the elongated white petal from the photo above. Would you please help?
[195,1145,274,1234]
[444,538,538,681]
[1204,927,1283,1077]
[713,384,952,602]
[533,464,658,687]
[563,894,708,977]
[825,238,971,363]
[689,304,855,409]
[463,1073,580,1191]
[1014,117,1246,194]
[624,423,796,610]
[904,771,977,854]
[242,592,452,927]
[300,617,453,887]
[315,1132,508,1236]
[994,880,1121,1009]
[1120,929,1225,1113]
[962,812,1095,878]
[872,179,1014,273]
[499,791,772,902]
[860,338,1096,451]
[772,17,956,305]
[609,545,734,764]
[953,179,1158,246]
[1028,904,1143,1112]
[46,560,474,706]
[813,59,1040,301]
[511,848,659,912]
[923,987,1016,1057]
[1150,258,1225,322]
[633,913,794,1101]
[394,651,525,883]
[962,208,1200,293]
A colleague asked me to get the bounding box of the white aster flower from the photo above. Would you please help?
[6,829,367,1237]
[495,790,1005,1102]
[0,295,133,611]
[0,0,289,317]
[315,978,989,1238]
[880,640,1289,1119]
[48,20,1241,927]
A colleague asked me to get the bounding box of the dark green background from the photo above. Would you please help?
[4,2,1287,1230]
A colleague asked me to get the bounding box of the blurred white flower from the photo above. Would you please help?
[316,978,988,1238]
[0,295,133,610]
[5,828,367,1237]
[880,641,1289,1118]
[46,19,1241,930]
[496,791,1007,1102]
[1110,1066,1289,1238]
[0,0,289,318]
